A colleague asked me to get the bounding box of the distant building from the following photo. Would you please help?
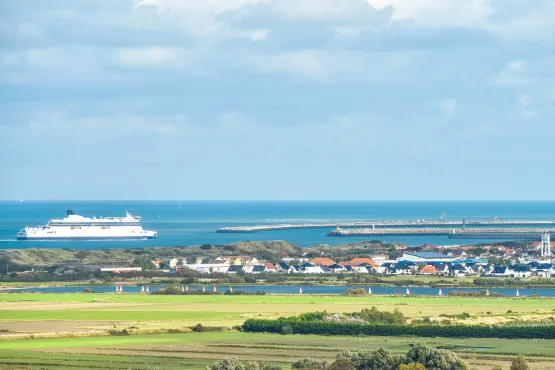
[100,267,142,273]
[309,257,336,266]
[401,252,454,262]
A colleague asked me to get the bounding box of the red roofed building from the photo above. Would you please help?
[338,258,377,268]
[420,265,440,275]
[264,262,276,272]
[309,257,336,266]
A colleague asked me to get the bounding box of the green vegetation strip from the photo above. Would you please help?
[243,319,555,339]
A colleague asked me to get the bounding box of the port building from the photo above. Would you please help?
[400,251,454,262]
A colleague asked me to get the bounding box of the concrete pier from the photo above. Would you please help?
[326,227,555,240]
[216,219,555,234]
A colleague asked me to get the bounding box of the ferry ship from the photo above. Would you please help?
[17,210,157,241]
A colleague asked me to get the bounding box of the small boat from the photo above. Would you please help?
[516,289,520,297]
[439,289,443,296]
[406,287,410,295]
[145,286,149,293]
[299,287,303,294]
[368,287,372,295]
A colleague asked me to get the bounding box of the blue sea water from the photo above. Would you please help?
[1,201,554,250]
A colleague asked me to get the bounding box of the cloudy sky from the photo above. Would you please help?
[1,0,554,200]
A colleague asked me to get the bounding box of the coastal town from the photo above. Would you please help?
[94,235,555,279]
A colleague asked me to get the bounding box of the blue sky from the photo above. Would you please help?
[1,0,554,200]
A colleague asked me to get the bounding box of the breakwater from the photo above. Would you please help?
[326,227,555,240]
[216,219,555,234]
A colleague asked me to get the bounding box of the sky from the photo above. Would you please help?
[0,0,554,201]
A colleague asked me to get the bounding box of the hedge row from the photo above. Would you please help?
[242,319,555,339]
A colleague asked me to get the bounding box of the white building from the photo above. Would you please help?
[400,252,454,263]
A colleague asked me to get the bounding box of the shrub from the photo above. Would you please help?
[398,364,426,370]
[343,288,367,296]
[327,358,356,370]
[281,325,293,335]
[82,288,92,293]
[510,355,529,370]
[192,324,204,332]
[206,358,245,370]
[108,329,129,336]
[337,349,405,370]
[405,343,467,370]
[290,358,327,369]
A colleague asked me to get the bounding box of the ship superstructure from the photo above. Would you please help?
[17,210,157,240]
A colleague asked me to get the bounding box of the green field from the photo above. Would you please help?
[2,293,555,369]
[1,332,554,369]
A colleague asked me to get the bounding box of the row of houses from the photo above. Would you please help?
[150,251,554,278]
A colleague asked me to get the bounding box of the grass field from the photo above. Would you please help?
[1,332,555,369]
[1,293,555,369]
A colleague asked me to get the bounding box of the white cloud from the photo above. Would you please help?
[492,60,533,86]
[26,111,189,139]
[117,47,187,67]
[368,0,495,28]
[439,98,457,117]
[134,0,262,36]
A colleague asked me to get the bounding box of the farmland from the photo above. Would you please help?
[1,293,555,369]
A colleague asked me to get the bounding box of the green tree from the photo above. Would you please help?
[491,366,503,370]
[510,355,529,370]
[327,358,356,370]
[337,349,404,370]
[398,364,426,370]
[206,358,245,370]
[405,344,467,370]
[133,257,155,271]
[290,358,327,369]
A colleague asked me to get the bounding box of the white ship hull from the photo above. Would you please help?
[17,211,157,241]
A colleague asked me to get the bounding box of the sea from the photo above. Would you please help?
[1,200,555,250]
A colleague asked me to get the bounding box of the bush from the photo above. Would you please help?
[343,288,367,296]
[192,324,204,332]
[398,364,426,370]
[510,355,529,370]
[108,329,129,336]
[206,358,245,370]
[281,325,293,335]
[82,288,92,293]
[291,358,327,369]
[405,343,467,370]
[327,358,356,370]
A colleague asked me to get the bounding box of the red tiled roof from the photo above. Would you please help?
[338,258,377,267]
[309,258,336,266]
[420,265,440,274]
